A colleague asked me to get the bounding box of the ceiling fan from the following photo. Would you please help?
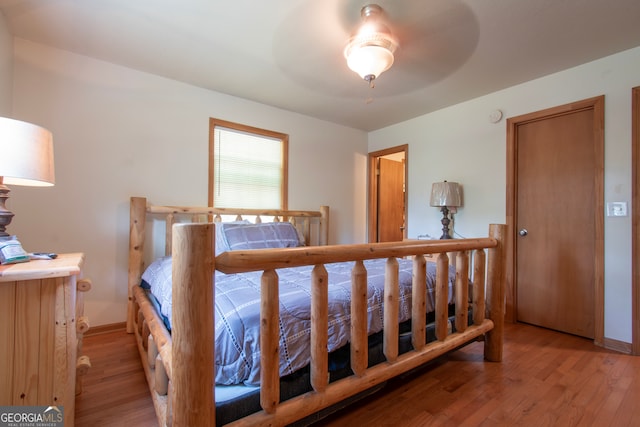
[272,0,478,98]
[343,4,398,88]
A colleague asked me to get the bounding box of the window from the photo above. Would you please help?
[209,118,288,209]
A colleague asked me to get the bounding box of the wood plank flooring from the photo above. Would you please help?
[75,323,640,426]
[75,328,157,427]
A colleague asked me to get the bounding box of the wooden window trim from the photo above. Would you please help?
[208,118,289,210]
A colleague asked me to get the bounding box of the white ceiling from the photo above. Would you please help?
[1,0,640,131]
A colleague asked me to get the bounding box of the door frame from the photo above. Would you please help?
[367,144,408,243]
[632,86,640,355]
[505,96,605,346]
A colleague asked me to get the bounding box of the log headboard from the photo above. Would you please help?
[126,196,329,332]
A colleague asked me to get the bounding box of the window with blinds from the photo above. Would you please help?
[209,118,288,209]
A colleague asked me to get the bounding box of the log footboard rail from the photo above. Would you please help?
[127,198,506,427]
[182,224,504,427]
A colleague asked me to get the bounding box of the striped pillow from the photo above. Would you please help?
[221,222,302,251]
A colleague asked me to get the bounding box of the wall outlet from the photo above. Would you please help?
[606,202,627,217]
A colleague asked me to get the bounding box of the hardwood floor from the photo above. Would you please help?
[75,329,157,426]
[75,323,640,426]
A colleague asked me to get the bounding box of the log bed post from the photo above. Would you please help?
[350,261,368,376]
[261,270,281,413]
[435,253,450,341]
[411,254,427,351]
[472,250,487,326]
[485,223,506,362]
[171,223,215,426]
[319,205,329,246]
[455,251,469,333]
[127,196,147,333]
[383,257,400,362]
[311,264,329,391]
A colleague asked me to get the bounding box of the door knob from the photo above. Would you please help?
[519,229,528,236]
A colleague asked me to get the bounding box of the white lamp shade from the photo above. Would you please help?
[346,44,395,79]
[0,117,55,186]
[430,181,462,207]
[344,4,398,82]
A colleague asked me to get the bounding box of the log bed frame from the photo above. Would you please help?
[126,196,506,426]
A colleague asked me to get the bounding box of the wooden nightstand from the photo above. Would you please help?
[0,253,91,427]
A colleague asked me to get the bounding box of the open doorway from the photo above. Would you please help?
[367,145,408,243]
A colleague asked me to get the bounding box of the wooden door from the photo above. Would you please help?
[377,157,405,242]
[508,97,604,340]
[633,87,640,354]
[367,145,408,243]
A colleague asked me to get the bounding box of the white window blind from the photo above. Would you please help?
[212,125,284,209]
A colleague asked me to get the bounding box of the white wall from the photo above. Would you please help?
[10,38,368,326]
[370,46,640,343]
[0,12,12,114]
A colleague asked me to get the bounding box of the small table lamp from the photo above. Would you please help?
[0,117,55,238]
[430,181,462,239]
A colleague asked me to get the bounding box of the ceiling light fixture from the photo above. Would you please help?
[344,4,398,88]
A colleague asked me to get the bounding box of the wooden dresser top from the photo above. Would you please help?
[0,253,84,281]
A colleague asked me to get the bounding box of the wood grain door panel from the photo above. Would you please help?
[377,157,405,242]
[515,106,598,338]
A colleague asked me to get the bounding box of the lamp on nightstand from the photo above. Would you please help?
[430,181,461,239]
[0,117,55,238]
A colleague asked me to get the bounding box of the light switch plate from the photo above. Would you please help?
[606,202,627,217]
